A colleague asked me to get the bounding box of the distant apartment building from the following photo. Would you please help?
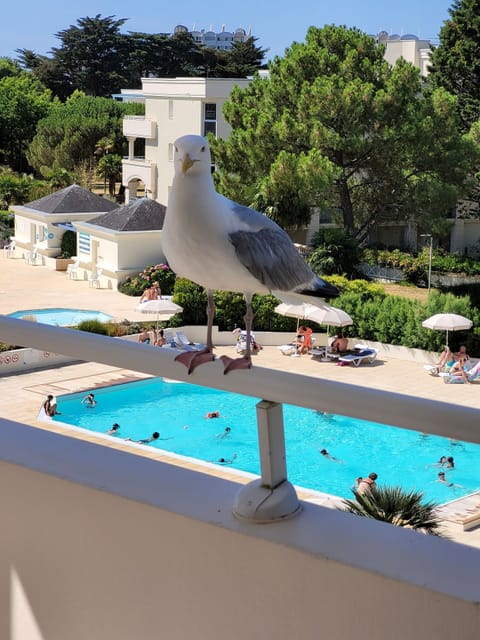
[173,24,251,51]
[376,31,433,77]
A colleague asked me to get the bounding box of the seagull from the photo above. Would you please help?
[163,134,338,373]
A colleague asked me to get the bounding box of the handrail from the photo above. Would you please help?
[0,316,478,445]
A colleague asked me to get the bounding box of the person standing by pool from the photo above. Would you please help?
[81,393,96,407]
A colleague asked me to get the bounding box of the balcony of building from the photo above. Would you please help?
[122,157,156,197]
[122,115,157,139]
[0,316,479,639]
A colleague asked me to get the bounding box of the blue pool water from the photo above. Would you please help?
[52,377,480,504]
[9,308,113,326]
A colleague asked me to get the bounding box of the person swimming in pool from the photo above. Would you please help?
[125,431,160,444]
[217,454,237,465]
[106,423,120,435]
[81,393,96,407]
[205,411,221,419]
[436,471,463,488]
[319,449,344,463]
[217,427,231,439]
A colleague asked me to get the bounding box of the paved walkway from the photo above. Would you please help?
[1,252,480,547]
[0,252,145,322]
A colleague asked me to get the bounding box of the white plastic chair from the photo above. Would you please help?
[88,268,103,288]
[4,239,15,258]
[66,259,80,280]
[24,248,38,265]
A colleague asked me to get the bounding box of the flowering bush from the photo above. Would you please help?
[118,264,176,296]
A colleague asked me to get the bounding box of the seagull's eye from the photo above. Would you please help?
[175,146,178,152]
[200,146,205,152]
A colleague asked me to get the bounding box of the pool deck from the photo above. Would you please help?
[1,253,480,547]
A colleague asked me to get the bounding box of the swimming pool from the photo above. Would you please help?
[9,308,114,326]
[52,377,480,504]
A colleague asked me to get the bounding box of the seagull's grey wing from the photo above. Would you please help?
[229,226,315,291]
[230,203,281,233]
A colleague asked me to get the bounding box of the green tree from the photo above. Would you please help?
[52,15,129,97]
[429,0,480,132]
[0,73,52,171]
[0,57,22,79]
[213,25,477,238]
[215,37,267,77]
[0,169,48,208]
[342,486,445,536]
[308,228,360,276]
[97,153,122,196]
[26,91,143,176]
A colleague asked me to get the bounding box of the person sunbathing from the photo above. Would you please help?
[448,357,470,383]
[436,345,469,368]
[446,358,480,384]
[330,335,348,353]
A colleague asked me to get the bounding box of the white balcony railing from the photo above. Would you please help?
[122,116,156,139]
[1,315,480,639]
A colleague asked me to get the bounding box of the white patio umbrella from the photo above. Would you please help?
[305,305,353,330]
[274,302,353,336]
[274,302,323,334]
[422,313,472,347]
[134,298,183,329]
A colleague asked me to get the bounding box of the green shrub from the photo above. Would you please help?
[360,247,480,285]
[119,263,176,296]
[308,228,360,277]
[0,342,21,352]
[172,278,206,326]
[60,230,76,258]
[75,319,109,335]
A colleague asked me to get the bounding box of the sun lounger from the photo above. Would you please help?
[278,344,298,356]
[175,331,205,351]
[236,330,257,354]
[338,348,378,367]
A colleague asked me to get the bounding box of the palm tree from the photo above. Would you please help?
[342,486,446,537]
[97,153,122,197]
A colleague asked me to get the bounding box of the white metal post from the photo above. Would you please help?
[233,400,301,523]
[256,400,287,488]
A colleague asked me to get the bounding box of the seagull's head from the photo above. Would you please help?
[174,134,211,176]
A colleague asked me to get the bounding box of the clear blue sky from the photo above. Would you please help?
[2,0,454,62]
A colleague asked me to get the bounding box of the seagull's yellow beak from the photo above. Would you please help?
[182,153,195,174]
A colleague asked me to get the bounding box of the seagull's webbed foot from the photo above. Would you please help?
[175,349,215,374]
[219,355,252,374]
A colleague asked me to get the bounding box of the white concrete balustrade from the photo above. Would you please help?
[0,315,479,640]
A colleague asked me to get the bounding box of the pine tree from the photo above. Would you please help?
[429,0,480,131]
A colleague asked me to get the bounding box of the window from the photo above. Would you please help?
[78,232,91,255]
[168,143,174,161]
[204,103,216,120]
[204,103,217,137]
[168,100,174,120]
[204,121,217,136]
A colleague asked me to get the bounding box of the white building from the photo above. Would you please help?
[378,31,433,77]
[122,77,250,205]
[173,23,250,50]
